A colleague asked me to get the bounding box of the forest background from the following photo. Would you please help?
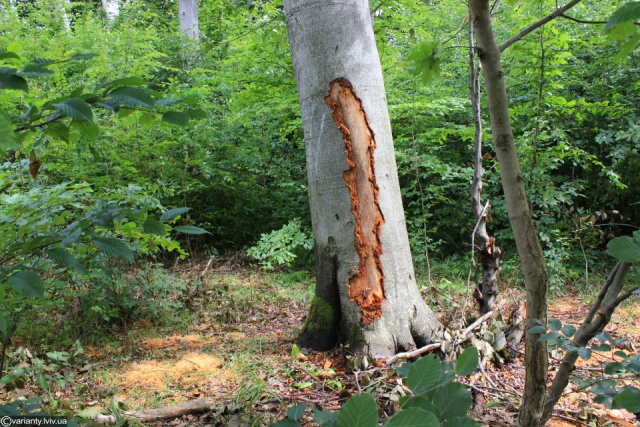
[0,0,639,425]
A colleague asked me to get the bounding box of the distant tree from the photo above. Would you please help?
[179,0,199,40]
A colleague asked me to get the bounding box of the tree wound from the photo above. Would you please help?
[325,78,385,324]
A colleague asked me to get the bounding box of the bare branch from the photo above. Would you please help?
[499,0,583,52]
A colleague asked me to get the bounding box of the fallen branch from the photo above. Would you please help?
[383,342,442,367]
[95,398,218,424]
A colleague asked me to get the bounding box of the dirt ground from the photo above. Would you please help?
[2,262,639,426]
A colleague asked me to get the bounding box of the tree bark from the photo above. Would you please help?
[468,6,500,315]
[468,1,550,425]
[179,0,199,40]
[284,0,442,358]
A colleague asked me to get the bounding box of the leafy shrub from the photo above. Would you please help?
[247,219,313,269]
[273,348,480,426]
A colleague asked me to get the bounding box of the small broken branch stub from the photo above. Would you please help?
[325,77,386,324]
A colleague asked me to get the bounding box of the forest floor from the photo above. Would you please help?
[2,259,639,426]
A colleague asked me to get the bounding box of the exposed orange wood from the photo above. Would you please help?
[325,78,385,323]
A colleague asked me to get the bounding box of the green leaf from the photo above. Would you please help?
[313,406,338,427]
[0,112,19,151]
[187,107,207,119]
[143,218,166,236]
[162,111,190,126]
[527,325,546,334]
[0,51,21,60]
[387,408,439,427]
[0,67,28,91]
[68,52,98,61]
[606,2,640,29]
[107,86,154,107]
[400,396,438,416]
[53,98,94,122]
[407,355,441,396]
[336,394,377,427]
[614,33,640,62]
[72,120,99,142]
[606,235,640,263]
[431,382,472,420]
[560,325,577,338]
[406,42,442,84]
[96,76,146,91]
[455,347,479,377]
[548,319,562,331]
[92,237,134,261]
[160,207,191,221]
[612,387,640,412]
[156,98,184,106]
[606,21,637,41]
[17,64,53,78]
[47,247,86,274]
[44,122,69,142]
[442,417,479,427]
[576,347,592,361]
[287,403,306,420]
[395,362,412,378]
[8,271,45,298]
[173,225,210,235]
[0,313,8,338]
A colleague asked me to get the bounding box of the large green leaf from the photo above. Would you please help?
[613,387,640,412]
[313,406,338,427]
[92,237,134,261]
[287,403,306,420]
[455,347,479,377]
[160,207,191,221]
[0,51,21,60]
[387,408,439,427]
[431,382,472,421]
[17,64,53,77]
[337,394,377,427]
[271,420,299,427]
[53,98,94,122]
[72,120,99,142]
[0,67,28,91]
[0,313,8,338]
[400,396,438,416]
[606,2,640,29]
[162,111,189,126]
[8,271,45,298]
[606,235,640,263]
[47,247,86,274]
[407,355,453,397]
[173,225,210,235]
[107,86,154,107]
[143,218,166,236]
[68,52,98,61]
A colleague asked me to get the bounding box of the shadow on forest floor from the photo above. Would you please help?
[2,260,639,427]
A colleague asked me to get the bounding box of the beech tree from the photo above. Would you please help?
[284,0,442,358]
[178,0,199,41]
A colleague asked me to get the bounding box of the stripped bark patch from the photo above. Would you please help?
[325,78,385,323]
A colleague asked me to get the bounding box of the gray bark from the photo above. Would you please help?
[179,0,199,40]
[469,1,549,425]
[284,0,442,358]
[468,8,500,315]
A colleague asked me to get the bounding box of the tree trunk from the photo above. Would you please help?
[179,0,199,40]
[468,1,550,425]
[284,0,442,358]
[468,6,500,315]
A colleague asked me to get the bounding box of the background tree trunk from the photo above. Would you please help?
[284,0,442,358]
[469,1,550,425]
[179,0,199,40]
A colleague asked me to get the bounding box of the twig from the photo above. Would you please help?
[456,310,497,344]
[383,342,442,367]
[550,412,591,427]
[477,360,497,388]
